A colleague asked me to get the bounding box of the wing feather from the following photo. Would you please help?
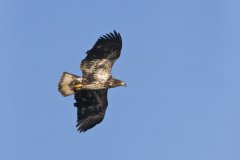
[80,31,122,83]
[74,89,108,132]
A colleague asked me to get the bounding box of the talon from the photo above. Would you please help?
[74,83,82,90]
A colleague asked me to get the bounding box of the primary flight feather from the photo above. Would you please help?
[58,31,126,132]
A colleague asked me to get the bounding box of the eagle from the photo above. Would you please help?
[58,31,126,132]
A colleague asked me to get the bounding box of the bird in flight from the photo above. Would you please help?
[58,31,126,132]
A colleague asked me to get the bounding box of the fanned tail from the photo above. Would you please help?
[58,72,82,97]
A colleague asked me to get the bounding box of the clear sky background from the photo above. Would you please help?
[1,0,240,160]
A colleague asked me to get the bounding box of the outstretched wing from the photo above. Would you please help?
[74,89,108,132]
[80,31,122,83]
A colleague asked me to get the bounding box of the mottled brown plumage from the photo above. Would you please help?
[58,31,126,132]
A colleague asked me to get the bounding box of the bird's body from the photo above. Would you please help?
[58,31,126,132]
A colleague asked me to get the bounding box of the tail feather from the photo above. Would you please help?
[58,72,82,97]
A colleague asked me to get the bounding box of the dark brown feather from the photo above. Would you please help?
[86,30,122,60]
[80,31,122,82]
[74,89,108,132]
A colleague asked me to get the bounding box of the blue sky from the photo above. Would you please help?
[1,0,240,159]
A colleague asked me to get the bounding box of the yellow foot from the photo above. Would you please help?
[73,83,82,90]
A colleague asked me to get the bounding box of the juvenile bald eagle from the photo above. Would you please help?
[58,31,126,132]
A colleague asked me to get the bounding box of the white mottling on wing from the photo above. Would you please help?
[81,59,113,82]
[76,78,82,82]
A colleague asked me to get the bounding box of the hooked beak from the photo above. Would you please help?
[120,81,127,87]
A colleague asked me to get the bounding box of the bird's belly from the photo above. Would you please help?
[82,83,107,90]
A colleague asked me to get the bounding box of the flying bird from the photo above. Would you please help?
[58,31,126,132]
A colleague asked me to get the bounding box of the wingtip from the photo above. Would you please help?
[102,30,121,40]
[113,30,120,36]
[113,30,122,42]
[94,30,122,48]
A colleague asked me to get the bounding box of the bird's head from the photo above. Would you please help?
[109,78,127,88]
